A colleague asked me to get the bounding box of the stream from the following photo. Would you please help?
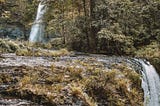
[138,59,160,106]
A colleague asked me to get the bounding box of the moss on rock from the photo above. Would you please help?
[3,61,143,106]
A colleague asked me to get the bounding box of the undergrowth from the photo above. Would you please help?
[0,38,70,57]
[135,41,160,73]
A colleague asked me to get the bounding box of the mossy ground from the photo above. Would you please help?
[0,38,70,57]
[16,48,70,57]
[0,38,143,105]
[0,59,143,106]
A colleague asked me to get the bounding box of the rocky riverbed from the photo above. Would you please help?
[0,53,143,106]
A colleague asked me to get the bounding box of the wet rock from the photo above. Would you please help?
[0,53,144,105]
[0,26,24,39]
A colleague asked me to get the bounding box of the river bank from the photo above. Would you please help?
[0,53,143,106]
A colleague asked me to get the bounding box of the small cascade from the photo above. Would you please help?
[138,59,160,106]
[29,0,48,42]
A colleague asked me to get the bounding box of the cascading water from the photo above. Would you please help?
[29,0,48,42]
[138,59,160,106]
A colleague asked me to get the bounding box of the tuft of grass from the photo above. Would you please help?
[0,38,70,57]
[26,42,52,49]
[0,39,20,53]
[0,73,13,83]
[3,60,143,105]
[16,48,70,57]
[70,84,97,106]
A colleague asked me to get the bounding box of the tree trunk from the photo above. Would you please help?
[89,0,97,52]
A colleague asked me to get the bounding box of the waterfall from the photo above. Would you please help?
[138,59,160,106]
[29,0,48,42]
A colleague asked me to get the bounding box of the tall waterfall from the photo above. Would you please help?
[138,59,160,106]
[29,0,48,42]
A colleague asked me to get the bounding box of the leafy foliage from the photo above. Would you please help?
[135,41,160,73]
[97,26,135,55]
[1,0,160,55]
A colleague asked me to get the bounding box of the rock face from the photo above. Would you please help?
[0,26,24,39]
[0,53,144,106]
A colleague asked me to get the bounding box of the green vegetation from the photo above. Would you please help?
[0,38,70,57]
[1,0,159,54]
[1,0,160,105]
[0,39,20,53]
[135,41,160,73]
[16,48,69,57]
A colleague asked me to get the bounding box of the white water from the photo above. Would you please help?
[139,59,160,106]
[29,0,48,42]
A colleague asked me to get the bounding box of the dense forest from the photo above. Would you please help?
[0,0,159,70]
[0,0,160,105]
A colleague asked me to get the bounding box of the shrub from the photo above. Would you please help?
[0,39,20,53]
[135,41,160,73]
[16,48,70,57]
[97,28,135,55]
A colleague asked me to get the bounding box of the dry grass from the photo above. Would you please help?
[4,61,143,106]
[16,48,70,57]
[0,39,20,53]
[0,38,70,57]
